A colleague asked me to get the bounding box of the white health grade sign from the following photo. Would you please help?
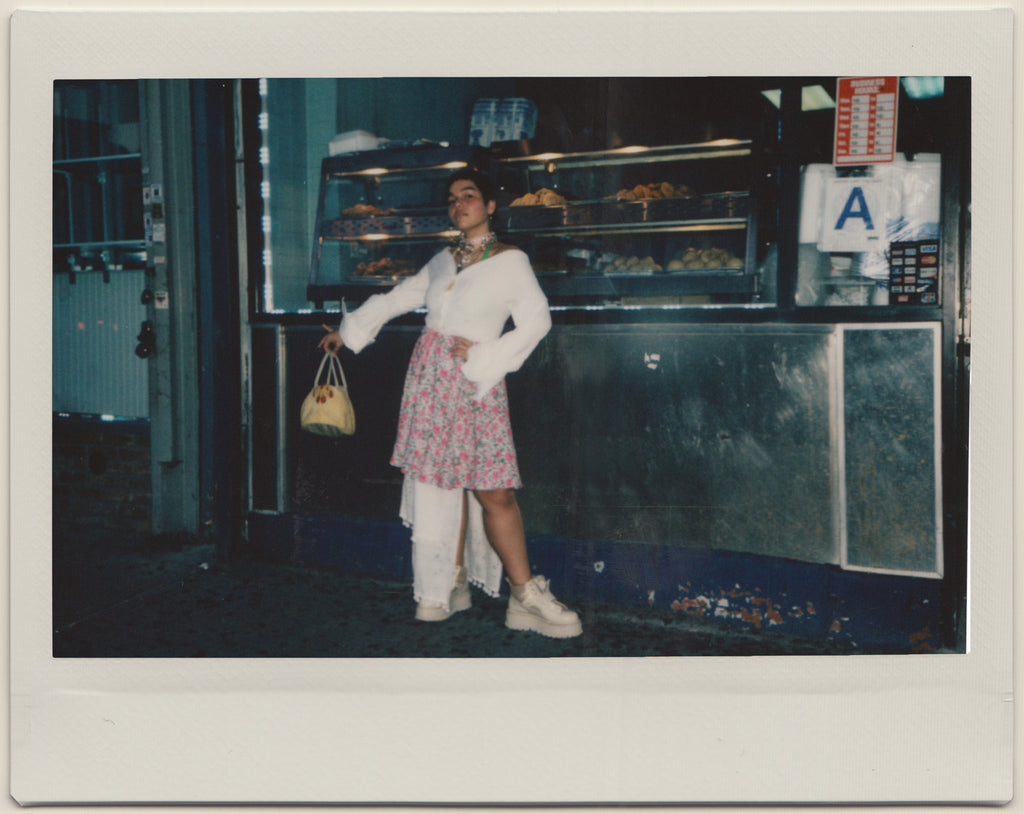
[834,76,898,166]
[818,177,888,253]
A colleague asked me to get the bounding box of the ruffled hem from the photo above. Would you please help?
[413,580,500,612]
[400,478,504,606]
[397,466,520,492]
[469,577,501,599]
[413,594,449,610]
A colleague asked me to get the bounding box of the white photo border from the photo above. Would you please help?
[8,4,1016,805]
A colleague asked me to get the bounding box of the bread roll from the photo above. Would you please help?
[511,192,538,206]
[537,188,565,206]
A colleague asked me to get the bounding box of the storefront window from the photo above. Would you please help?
[253,77,781,315]
[793,77,949,308]
[256,77,513,314]
[796,156,942,307]
[251,76,957,316]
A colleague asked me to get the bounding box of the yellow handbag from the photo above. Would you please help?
[300,352,356,436]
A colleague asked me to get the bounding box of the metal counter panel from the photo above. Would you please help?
[841,325,941,575]
[511,325,836,563]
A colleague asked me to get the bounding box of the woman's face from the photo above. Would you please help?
[447,179,496,238]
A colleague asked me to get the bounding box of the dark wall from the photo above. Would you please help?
[53,417,152,535]
[336,77,516,144]
[516,77,779,153]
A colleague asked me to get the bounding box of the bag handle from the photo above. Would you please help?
[330,353,349,392]
[314,351,349,392]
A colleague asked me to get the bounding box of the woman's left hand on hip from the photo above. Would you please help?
[450,336,474,360]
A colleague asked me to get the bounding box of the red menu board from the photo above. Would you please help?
[833,76,899,165]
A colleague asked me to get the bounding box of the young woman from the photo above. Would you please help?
[318,168,581,639]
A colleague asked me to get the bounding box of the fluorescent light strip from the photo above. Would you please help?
[761,85,835,111]
[901,76,944,100]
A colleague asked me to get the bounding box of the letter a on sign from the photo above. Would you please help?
[818,177,886,253]
[834,186,875,231]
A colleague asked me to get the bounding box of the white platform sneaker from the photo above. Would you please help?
[415,566,472,622]
[506,575,583,638]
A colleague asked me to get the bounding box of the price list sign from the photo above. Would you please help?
[833,76,899,165]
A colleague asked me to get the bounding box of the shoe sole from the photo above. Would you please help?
[505,609,583,638]
[415,588,472,622]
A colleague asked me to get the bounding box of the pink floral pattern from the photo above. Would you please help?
[391,328,521,490]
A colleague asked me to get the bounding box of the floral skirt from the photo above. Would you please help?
[391,328,521,490]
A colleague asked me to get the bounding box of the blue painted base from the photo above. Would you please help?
[247,512,946,652]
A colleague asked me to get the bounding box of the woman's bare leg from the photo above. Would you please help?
[473,488,532,585]
[476,488,581,638]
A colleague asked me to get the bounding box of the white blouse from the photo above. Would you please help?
[338,247,551,399]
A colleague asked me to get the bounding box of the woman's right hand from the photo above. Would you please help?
[318,325,344,355]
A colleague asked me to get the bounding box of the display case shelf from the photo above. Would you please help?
[539,270,759,298]
[320,213,457,240]
[511,218,749,238]
[308,267,760,308]
[502,192,749,233]
[497,139,753,170]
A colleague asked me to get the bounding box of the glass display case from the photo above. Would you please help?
[306,143,474,308]
[494,139,768,307]
[307,139,772,310]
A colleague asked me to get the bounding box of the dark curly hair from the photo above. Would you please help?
[445,167,497,205]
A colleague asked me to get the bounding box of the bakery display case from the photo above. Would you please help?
[307,138,771,310]
[494,139,768,306]
[307,143,474,308]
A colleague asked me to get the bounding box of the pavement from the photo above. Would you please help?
[52,526,886,658]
